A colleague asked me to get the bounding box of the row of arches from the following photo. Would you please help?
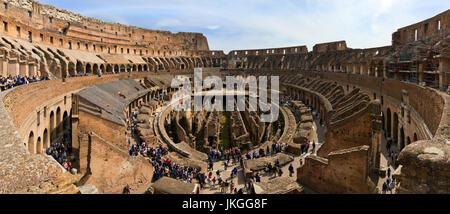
[51,56,218,78]
[28,107,71,155]
[384,107,418,151]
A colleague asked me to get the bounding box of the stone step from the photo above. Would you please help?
[51,172,71,185]
[53,172,78,188]
[48,183,79,194]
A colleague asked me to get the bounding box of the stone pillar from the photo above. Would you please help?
[0,59,7,77]
[8,61,19,76]
[383,61,387,78]
[418,63,424,83]
[439,58,449,91]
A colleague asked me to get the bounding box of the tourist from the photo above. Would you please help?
[289,164,294,177]
[389,179,395,193]
[231,167,238,177]
[255,173,261,182]
[245,153,251,160]
[123,185,131,194]
[220,181,226,193]
[224,160,228,170]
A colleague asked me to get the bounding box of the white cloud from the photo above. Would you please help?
[207,25,220,30]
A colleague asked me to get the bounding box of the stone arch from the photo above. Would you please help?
[43,129,49,150]
[114,64,119,73]
[93,64,99,74]
[138,64,142,72]
[132,64,137,72]
[407,136,411,146]
[28,131,35,154]
[393,112,399,144]
[68,61,76,76]
[413,133,418,142]
[85,63,92,74]
[99,64,105,74]
[106,64,113,73]
[399,126,405,150]
[120,65,125,72]
[56,107,62,133]
[36,137,42,154]
[126,64,132,72]
[50,111,55,141]
[143,64,148,72]
[63,111,69,130]
[76,61,84,75]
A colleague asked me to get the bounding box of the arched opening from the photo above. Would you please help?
[132,65,137,72]
[399,127,405,150]
[50,111,55,141]
[393,113,399,145]
[407,136,411,146]
[106,64,113,74]
[386,108,392,137]
[43,129,49,150]
[143,64,148,71]
[56,107,61,133]
[93,64,99,74]
[120,65,125,72]
[100,64,105,74]
[76,61,84,75]
[126,65,131,72]
[28,131,35,154]
[85,64,92,74]
[138,64,142,72]
[68,62,76,76]
[63,111,68,130]
[413,133,418,142]
[114,65,119,73]
[36,137,42,154]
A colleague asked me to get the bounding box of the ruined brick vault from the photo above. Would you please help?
[0,0,448,194]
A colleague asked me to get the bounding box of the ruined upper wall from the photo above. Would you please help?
[392,9,450,46]
[0,0,211,57]
[228,45,308,57]
[312,41,347,53]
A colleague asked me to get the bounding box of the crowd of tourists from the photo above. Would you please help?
[0,75,49,91]
[151,157,199,183]
[45,133,73,172]
[244,142,289,160]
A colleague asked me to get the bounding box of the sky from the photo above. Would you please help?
[37,0,449,53]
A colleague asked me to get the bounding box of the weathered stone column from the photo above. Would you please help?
[0,59,7,77]
[418,62,424,83]
[439,58,449,91]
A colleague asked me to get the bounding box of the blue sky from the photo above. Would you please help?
[38,0,449,53]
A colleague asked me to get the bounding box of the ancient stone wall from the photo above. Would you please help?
[81,133,153,193]
[0,0,210,53]
[392,9,449,46]
[297,146,373,193]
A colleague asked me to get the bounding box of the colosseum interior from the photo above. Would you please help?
[0,0,448,195]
